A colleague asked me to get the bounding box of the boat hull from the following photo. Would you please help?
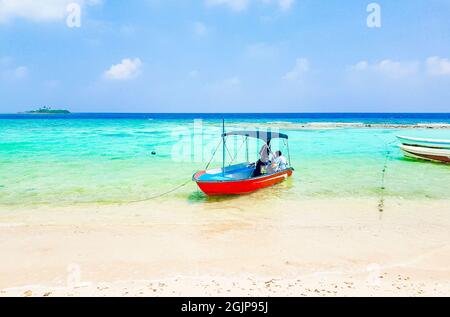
[194,168,294,196]
[400,145,450,163]
[397,136,450,149]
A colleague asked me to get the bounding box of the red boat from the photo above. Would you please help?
[193,129,294,196]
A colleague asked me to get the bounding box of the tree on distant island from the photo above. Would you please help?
[22,106,71,114]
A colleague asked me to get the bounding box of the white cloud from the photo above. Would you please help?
[350,59,419,79]
[283,58,309,81]
[0,56,13,66]
[104,58,142,80]
[205,0,294,12]
[193,21,208,36]
[0,57,28,80]
[119,25,136,36]
[277,0,294,11]
[43,79,60,88]
[209,76,241,90]
[222,76,241,86]
[13,66,28,79]
[189,70,200,78]
[351,61,369,71]
[207,76,242,100]
[426,56,450,76]
[244,42,278,59]
[206,0,249,11]
[375,60,419,78]
[0,0,102,23]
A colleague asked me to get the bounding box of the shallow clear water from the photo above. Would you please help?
[0,114,449,207]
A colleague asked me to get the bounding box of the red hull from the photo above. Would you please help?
[194,169,293,196]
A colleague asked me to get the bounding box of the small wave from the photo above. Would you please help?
[417,123,450,128]
[266,121,296,125]
[102,133,133,138]
[204,121,450,130]
[306,122,364,126]
[291,122,366,129]
[134,130,159,135]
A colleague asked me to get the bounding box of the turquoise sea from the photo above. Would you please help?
[0,113,449,207]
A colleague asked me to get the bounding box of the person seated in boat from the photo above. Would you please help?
[273,150,287,172]
[253,143,271,177]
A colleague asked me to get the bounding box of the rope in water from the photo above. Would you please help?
[127,138,222,204]
[378,140,396,212]
[127,179,192,204]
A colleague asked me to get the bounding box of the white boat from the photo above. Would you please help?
[397,135,450,149]
[400,145,450,163]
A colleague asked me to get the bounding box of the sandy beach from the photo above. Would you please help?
[1,197,449,297]
[2,0,450,303]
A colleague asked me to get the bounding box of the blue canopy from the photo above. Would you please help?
[222,130,288,142]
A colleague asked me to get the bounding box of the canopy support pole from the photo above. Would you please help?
[245,136,249,163]
[287,139,292,166]
[222,119,225,176]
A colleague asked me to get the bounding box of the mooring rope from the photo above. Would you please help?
[205,139,222,171]
[128,137,224,204]
[126,179,193,204]
[378,140,397,212]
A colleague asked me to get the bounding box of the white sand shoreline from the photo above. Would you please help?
[1,198,450,297]
[2,273,450,297]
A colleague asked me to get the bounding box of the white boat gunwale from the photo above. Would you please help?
[397,135,450,149]
[193,166,295,184]
[397,135,450,144]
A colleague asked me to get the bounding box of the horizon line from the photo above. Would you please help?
[2,112,450,115]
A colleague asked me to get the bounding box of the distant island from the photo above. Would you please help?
[21,107,71,114]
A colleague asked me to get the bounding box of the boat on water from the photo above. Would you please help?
[193,128,294,196]
[400,144,450,163]
[397,135,450,149]
[397,135,450,163]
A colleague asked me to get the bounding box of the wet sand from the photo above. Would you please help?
[1,197,450,297]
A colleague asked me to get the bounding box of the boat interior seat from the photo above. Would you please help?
[197,163,256,182]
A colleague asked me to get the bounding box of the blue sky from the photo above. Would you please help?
[1,0,450,113]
